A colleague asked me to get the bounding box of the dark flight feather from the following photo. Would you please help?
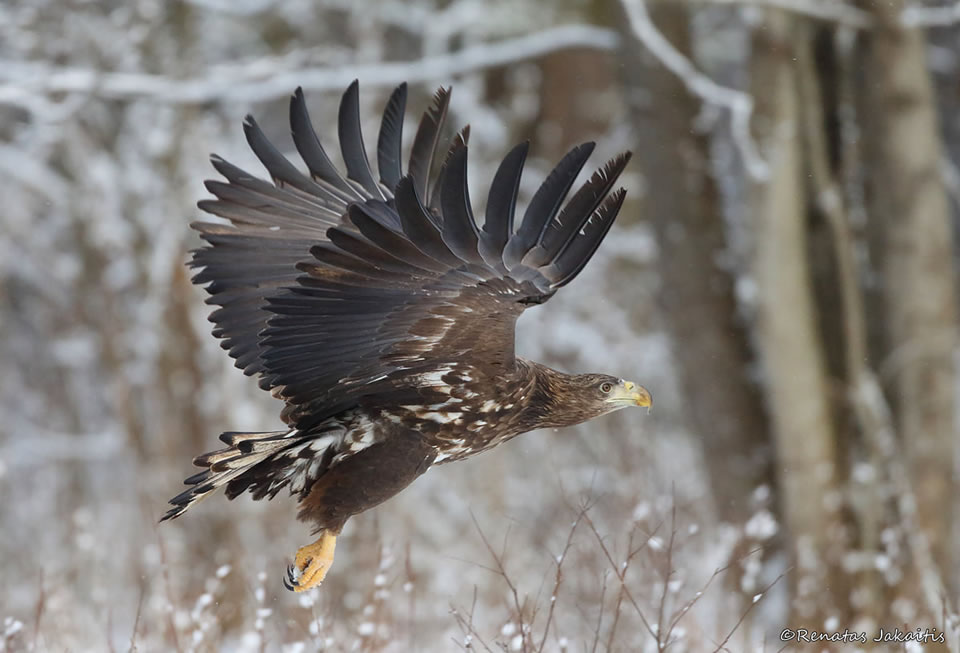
[523,152,632,268]
[393,176,463,268]
[289,87,356,200]
[326,225,436,278]
[429,125,470,216]
[408,86,451,202]
[541,188,627,287]
[348,203,452,274]
[203,179,337,221]
[439,139,483,265]
[502,142,595,270]
[480,141,529,270]
[377,83,407,190]
[245,116,331,199]
[338,80,384,200]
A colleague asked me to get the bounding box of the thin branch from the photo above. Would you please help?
[127,584,145,653]
[449,593,496,653]
[654,506,678,651]
[31,571,46,652]
[582,512,659,641]
[666,547,767,637]
[155,531,185,653]
[604,527,635,650]
[0,25,619,111]
[469,512,529,652]
[589,572,608,653]
[619,0,769,180]
[536,508,585,653]
[710,571,786,653]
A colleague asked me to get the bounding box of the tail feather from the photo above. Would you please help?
[161,429,335,521]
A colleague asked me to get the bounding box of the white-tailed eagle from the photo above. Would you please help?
[162,81,651,591]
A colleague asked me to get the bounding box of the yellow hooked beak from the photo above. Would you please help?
[605,380,652,410]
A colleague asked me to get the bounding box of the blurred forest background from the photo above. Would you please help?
[3,0,960,650]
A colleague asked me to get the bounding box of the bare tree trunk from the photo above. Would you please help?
[749,11,843,621]
[856,0,958,588]
[618,4,772,524]
[536,47,617,160]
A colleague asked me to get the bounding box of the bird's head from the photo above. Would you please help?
[590,374,652,414]
[537,369,652,428]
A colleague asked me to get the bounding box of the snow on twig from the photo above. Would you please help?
[619,0,770,181]
[0,25,619,111]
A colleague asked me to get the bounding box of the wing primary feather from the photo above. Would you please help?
[210,154,272,188]
[523,151,631,268]
[542,188,627,288]
[196,200,336,232]
[209,154,346,216]
[326,224,434,277]
[377,83,407,191]
[350,196,402,231]
[338,80,385,199]
[502,142,595,270]
[394,175,462,267]
[439,139,483,264]
[199,182,342,226]
[288,88,356,201]
[480,141,529,269]
[348,203,451,273]
[305,243,407,282]
[244,115,329,198]
[428,125,470,215]
[408,86,451,202]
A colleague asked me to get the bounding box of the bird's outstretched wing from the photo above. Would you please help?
[192,81,631,430]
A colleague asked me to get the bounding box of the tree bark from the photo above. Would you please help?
[618,4,772,523]
[749,11,843,620]
[856,0,958,587]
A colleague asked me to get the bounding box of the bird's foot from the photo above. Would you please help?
[284,531,337,592]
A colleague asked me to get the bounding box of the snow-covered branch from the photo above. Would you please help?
[712,0,958,30]
[0,144,70,203]
[701,0,873,29]
[620,0,769,180]
[901,1,960,27]
[0,25,619,112]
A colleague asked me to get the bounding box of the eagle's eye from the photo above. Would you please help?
[600,382,613,393]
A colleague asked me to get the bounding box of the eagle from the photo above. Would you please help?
[162,81,651,592]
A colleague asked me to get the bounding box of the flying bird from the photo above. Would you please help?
[162,81,651,592]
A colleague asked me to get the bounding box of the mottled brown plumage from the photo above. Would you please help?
[162,81,651,590]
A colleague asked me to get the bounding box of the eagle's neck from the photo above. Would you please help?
[518,362,599,430]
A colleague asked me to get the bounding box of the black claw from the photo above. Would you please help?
[284,564,300,591]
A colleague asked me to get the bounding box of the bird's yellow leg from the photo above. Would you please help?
[284,531,337,592]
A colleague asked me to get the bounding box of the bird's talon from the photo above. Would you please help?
[284,532,337,592]
[284,563,301,590]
